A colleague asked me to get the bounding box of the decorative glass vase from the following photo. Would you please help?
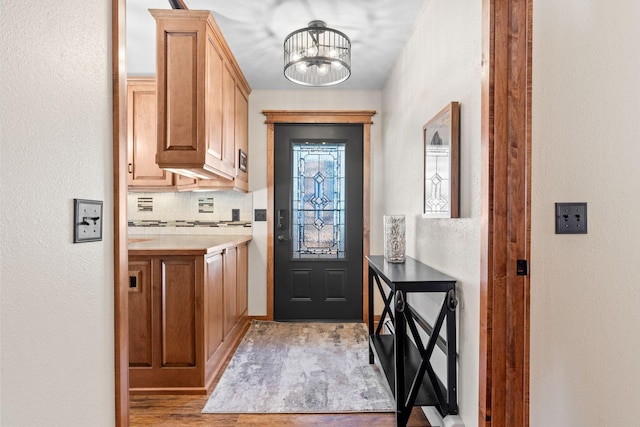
[383,215,406,263]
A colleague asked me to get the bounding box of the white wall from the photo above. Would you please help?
[247,90,383,316]
[530,1,640,425]
[0,1,114,425]
[381,0,482,424]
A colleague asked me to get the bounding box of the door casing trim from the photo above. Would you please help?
[479,0,532,425]
[112,0,129,424]
[111,2,532,421]
[263,111,376,323]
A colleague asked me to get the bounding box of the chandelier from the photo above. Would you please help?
[283,21,351,87]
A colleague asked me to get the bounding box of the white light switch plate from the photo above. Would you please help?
[74,199,103,243]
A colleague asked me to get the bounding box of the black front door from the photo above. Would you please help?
[274,124,363,321]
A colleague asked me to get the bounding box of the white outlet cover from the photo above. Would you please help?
[74,199,103,243]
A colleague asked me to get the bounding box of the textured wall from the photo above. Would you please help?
[0,0,114,425]
[530,1,640,425]
[380,0,482,424]
[247,90,383,316]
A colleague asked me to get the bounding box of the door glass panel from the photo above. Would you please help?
[291,142,346,259]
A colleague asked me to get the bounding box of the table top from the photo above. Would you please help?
[367,255,456,286]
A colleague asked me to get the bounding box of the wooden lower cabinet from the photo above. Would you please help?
[128,245,248,394]
[223,246,237,338]
[204,252,224,371]
[128,259,153,368]
[236,242,248,320]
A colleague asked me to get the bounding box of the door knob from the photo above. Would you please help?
[277,235,288,242]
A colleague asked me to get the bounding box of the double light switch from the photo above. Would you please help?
[74,199,103,243]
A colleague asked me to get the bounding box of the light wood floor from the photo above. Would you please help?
[129,322,431,427]
[130,394,430,426]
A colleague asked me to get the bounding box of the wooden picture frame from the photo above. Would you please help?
[423,102,460,218]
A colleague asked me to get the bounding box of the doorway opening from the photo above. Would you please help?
[112,2,532,423]
[263,111,375,323]
[273,124,364,321]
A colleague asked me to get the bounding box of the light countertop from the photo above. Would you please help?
[127,234,252,256]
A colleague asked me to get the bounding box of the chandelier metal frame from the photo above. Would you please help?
[283,20,351,87]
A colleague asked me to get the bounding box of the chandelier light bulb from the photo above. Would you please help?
[307,45,318,57]
[316,63,329,76]
[297,62,308,73]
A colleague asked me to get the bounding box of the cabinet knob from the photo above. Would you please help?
[128,163,133,173]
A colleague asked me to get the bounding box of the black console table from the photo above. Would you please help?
[367,255,458,426]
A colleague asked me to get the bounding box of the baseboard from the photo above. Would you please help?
[248,315,377,323]
[129,387,207,396]
[204,316,251,393]
[422,407,465,427]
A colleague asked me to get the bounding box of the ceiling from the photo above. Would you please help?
[127,0,426,90]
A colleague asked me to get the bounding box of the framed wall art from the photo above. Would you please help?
[423,102,460,218]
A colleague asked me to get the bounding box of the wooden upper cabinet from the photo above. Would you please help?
[196,68,249,192]
[234,86,249,191]
[205,36,224,165]
[151,9,251,184]
[127,77,197,191]
[222,64,237,173]
[127,78,172,188]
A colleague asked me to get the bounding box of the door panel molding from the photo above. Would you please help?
[263,111,375,323]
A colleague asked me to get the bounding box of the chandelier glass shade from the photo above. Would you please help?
[284,21,351,87]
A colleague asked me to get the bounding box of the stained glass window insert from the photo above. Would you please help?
[291,142,346,259]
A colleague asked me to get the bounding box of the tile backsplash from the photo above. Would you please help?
[128,191,252,235]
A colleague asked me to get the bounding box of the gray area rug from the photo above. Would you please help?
[202,320,395,413]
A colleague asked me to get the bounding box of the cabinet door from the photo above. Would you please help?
[155,18,200,164]
[205,37,224,164]
[236,242,248,318]
[222,63,237,174]
[160,257,198,367]
[204,252,224,359]
[223,246,237,338]
[127,79,172,187]
[234,86,249,190]
[129,255,202,389]
[129,258,153,367]
[194,80,248,192]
